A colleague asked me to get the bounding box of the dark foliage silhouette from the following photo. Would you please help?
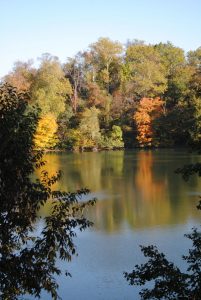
[0,84,95,299]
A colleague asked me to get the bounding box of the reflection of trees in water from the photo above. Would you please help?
[35,153,61,188]
[40,151,201,233]
[133,151,171,228]
[132,151,201,229]
[88,151,200,232]
[135,151,166,201]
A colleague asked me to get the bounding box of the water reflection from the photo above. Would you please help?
[39,150,201,232]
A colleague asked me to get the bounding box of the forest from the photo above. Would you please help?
[2,37,201,151]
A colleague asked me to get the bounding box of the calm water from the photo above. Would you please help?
[38,150,201,300]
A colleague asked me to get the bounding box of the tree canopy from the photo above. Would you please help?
[2,38,201,151]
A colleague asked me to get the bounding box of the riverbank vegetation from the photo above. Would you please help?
[2,38,201,151]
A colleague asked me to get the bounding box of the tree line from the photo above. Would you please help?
[2,38,201,150]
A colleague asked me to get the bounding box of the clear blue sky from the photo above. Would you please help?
[0,0,201,78]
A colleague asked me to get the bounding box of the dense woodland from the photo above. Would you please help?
[2,38,201,150]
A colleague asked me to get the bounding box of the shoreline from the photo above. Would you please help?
[42,146,192,154]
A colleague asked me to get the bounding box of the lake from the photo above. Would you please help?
[38,149,201,300]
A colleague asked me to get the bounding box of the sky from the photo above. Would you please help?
[0,0,201,78]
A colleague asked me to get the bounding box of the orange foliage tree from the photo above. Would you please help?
[134,97,164,147]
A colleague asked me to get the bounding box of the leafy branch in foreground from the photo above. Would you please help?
[124,167,201,299]
[124,224,201,299]
[175,162,201,182]
[0,84,96,300]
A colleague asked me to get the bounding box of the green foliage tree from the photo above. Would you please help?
[100,125,124,149]
[188,48,201,100]
[152,104,191,147]
[88,37,123,92]
[187,97,201,147]
[110,125,124,147]
[78,106,101,149]
[57,105,74,148]
[155,42,192,108]
[63,106,101,151]
[187,47,201,69]
[0,84,95,299]
[123,44,167,99]
[32,53,72,117]
[155,42,185,77]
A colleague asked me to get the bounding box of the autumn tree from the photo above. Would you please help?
[4,60,36,92]
[134,97,164,147]
[86,81,108,108]
[34,113,58,150]
[85,82,112,127]
[110,90,125,120]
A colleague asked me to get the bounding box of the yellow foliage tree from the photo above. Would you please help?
[34,114,58,149]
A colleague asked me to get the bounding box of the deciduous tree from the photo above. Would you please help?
[155,42,192,108]
[4,60,36,92]
[34,113,58,149]
[134,97,164,147]
[32,54,72,117]
[63,52,86,113]
[123,45,167,99]
[79,106,101,148]
[89,37,123,92]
